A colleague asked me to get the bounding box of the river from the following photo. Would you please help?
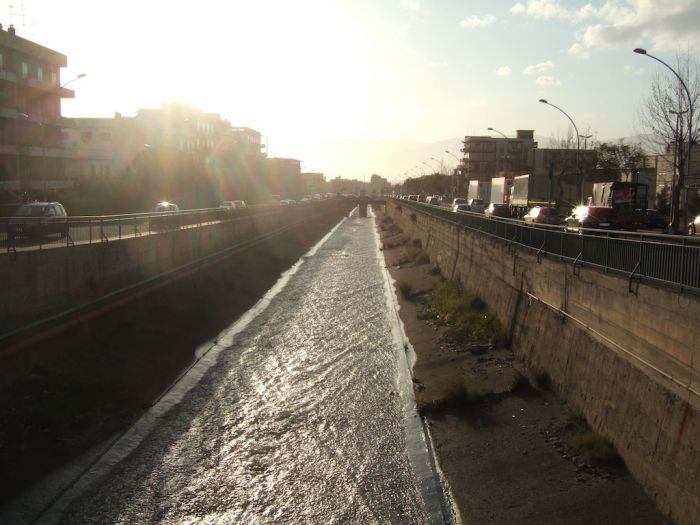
[51,208,447,524]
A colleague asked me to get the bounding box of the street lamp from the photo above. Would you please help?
[539,98,582,203]
[670,108,688,226]
[445,151,461,196]
[60,72,87,89]
[634,47,693,232]
[488,127,510,172]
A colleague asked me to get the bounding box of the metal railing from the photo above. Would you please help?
[394,198,700,294]
[0,202,309,253]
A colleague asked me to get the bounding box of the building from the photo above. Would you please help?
[265,157,301,199]
[457,129,598,204]
[301,171,326,196]
[0,24,77,199]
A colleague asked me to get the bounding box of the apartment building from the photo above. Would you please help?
[0,24,76,197]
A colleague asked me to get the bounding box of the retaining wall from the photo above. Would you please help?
[387,200,700,525]
[0,202,352,339]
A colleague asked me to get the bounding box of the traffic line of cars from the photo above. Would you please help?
[397,195,700,235]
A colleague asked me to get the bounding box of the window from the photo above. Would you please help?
[99,132,111,141]
[0,53,3,67]
[80,131,93,143]
[37,67,43,81]
[51,71,57,85]
[22,62,28,78]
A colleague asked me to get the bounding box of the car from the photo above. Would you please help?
[641,209,668,233]
[484,203,511,218]
[453,204,470,213]
[688,214,700,235]
[564,205,616,232]
[152,201,181,230]
[408,195,419,201]
[8,201,69,240]
[523,206,560,225]
[468,198,485,213]
[452,198,467,208]
[427,196,440,205]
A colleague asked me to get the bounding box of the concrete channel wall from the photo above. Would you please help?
[0,201,351,339]
[386,200,700,525]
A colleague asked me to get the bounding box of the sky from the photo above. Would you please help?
[2,0,699,182]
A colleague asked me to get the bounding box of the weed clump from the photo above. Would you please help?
[557,413,621,464]
[406,238,430,265]
[429,264,442,276]
[397,280,413,299]
[429,279,502,344]
[417,381,485,414]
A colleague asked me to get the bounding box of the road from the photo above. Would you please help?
[45,209,445,524]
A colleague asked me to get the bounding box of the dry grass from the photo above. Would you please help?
[417,381,486,415]
[397,280,413,299]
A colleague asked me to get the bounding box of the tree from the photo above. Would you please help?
[595,140,645,177]
[637,50,700,232]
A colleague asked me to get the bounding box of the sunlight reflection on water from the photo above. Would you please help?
[60,210,434,524]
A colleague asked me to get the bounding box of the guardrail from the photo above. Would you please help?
[394,198,700,294]
[0,202,306,253]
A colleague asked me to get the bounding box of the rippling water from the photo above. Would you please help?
[59,210,438,524]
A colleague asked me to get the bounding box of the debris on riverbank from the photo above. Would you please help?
[376,209,668,525]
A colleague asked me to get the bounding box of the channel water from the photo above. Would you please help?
[53,209,448,524]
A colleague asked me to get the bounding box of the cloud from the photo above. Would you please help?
[509,0,573,20]
[430,60,448,68]
[523,60,554,75]
[401,0,420,11]
[567,42,590,60]
[495,66,512,77]
[623,65,644,76]
[513,0,700,54]
[460,15,496,28]
[535,75,561,86]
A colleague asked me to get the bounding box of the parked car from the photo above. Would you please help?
[484,203,511,218]
[427,196,440,205]
[523,206,560,225]
[688,214,700,235]
[452,198,467,208]
[468,198,485,213]
[641,209,668,233]
[152,201,181,230]
[564,205,616,232]
[408,195,419,201]
[8,201,68,240]
[453,204,470,213]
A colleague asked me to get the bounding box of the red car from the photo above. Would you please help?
[565,206,617,231]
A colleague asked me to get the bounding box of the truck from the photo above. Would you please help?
[490,176,513,205]
[510,174,558,218]
[467,180,491,203]
[589,181,648,230]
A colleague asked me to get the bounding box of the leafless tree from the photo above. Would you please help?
[636,50,700,231]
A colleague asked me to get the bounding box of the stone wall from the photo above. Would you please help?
[387,200,699,525]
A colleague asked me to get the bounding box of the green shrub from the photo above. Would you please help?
[429,279,502,343]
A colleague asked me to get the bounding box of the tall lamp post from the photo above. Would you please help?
[539,99,582,203]
[670,108,687,226]
[634,48,693,232]
[487,127,510,173]
[445,150,461,197]
[422,161,434,174]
